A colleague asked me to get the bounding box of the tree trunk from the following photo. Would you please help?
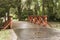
[5,8,10,21]
[7,9,10,20]
[42,0,46,15]
[18,6,22,21]
[17,0,22,21]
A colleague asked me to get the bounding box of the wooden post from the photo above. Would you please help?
[9,16,12,29]
[33,16,37,24]
[36,16,41,25]
[42,16,47,26]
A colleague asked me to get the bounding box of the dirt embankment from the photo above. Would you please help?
[48,22,60,28]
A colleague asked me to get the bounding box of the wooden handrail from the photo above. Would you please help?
[28,16,52,27]
[3,16,12,30]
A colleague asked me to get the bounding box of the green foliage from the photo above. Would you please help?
[0,0,60,21]
[0,7,6,17]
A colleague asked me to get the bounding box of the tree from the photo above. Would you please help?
[0,0,16,20]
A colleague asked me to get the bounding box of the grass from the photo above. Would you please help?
[0,30,11,40]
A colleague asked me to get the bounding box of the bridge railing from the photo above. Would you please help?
[2,16,12,30]
[28,15,48,26]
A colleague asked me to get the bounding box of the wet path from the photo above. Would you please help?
[12,21,60,40]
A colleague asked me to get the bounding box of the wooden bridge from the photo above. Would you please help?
[0,16,60,40]
[0,15,52,30]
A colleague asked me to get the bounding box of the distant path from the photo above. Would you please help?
[12,21,60,40]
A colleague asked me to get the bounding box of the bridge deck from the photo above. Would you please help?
[12,21,60,40]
